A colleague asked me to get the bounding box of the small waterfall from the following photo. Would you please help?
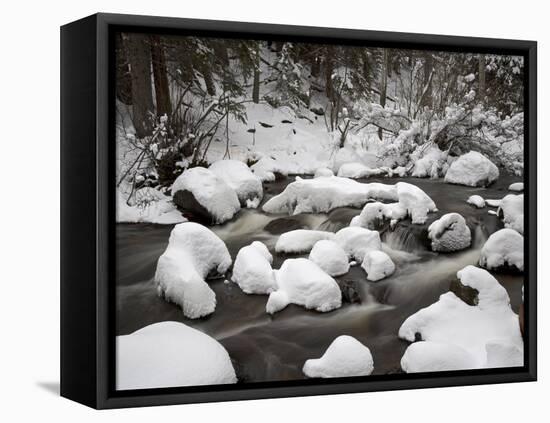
[382,224,428,253]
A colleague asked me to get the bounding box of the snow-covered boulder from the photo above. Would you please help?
[399,265,523,371]
[486,199,502,207]
[275,229,335,254]
[498,194,524,234]
[427,213,471,252]
[479,228,524,272]
[209,160,263,208]
[314,167,334,178]
[401,341,476,373]
[309,240,350,277]
[172,167,240,224]
[303,335,374,378]
[467,195,486,208]
[232,241,277,294]
[262,177,436,224]
[508,182,524,192]
[334,227,382,263]
[250,156,286,182]
[444,151,499,187]
[266,258,342,314]
[116,322,237,390]
[154,222,232,319]
[361,250,395,281]
[350,202,407,229]
[337,162,384,179]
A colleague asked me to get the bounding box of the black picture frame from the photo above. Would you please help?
[60,12,537,409]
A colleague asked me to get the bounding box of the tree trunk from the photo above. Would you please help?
[478,54,486,103]
[420,53,433,109]
[115,33,133,105]
[252,43,261,104]
[150,35,172,118]
[324,48,334,101]
[378,49,389,140]
[125,33,154,138]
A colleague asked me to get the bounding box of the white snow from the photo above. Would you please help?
[508,182,524,192]
[361,250,395,281]
[209,159,263,208]
[154,222,232,319]
[303,335,374,378]
[479,228,524,272]
[444,151,499,187]
[171,167,241,224]
[263,177,436,224]
[308,240,350,277]
[350,202,407,229]
[427,213,472,252]
[266,258,342,314]
[232,241,277,294]
[116,321,237,390]
[275,229,335,254]
[117,189,186,224]
[337,162,384,179]
[250,156,286,182]
[498,194,524,234]
[401,341,476,373]
[467,195,486,208]
[399,265,523,371]
[411,145,446,178]
[485,199,502,207]
[314,167,334,178]
[334,227,382,263]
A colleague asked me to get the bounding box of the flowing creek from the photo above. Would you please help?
[116,175,524,381]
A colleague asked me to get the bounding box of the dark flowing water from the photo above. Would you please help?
[116,175,524,381]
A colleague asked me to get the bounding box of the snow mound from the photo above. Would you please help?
[232,241,277,294]
[411,146,446,178]
[314,167,334,178]
[250,156,286,181]
[309,240,350,277]
[263,177,436,224]
[399,265,523,371]
[334,227,382,263]
[275,229,335,254]
[337,162,384,179]
[479,228,524,272]
[401,341,476,373]
[154,222,232,318]
[498,194,524,234]
[467,195,486,208]
[427,213,471,252]
[266,258,342,314]
[485,199,501,207]
[508,182,524,192]
[361,250,395,281]
[444,151,499,187]
[303,335,374,378]
[209,160,263,208]
[116,321,237,390]
[172,167,240,224]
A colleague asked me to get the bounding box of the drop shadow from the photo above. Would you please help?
[36,381,60,396]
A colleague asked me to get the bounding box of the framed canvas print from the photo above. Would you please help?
[60,13,537,409]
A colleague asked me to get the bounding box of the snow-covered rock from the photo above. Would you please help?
[154,222,232,319]
[427,213,472,252]
[263,177,436,224]
[508,182,524,192]
[266,258,342,314]
[250,156,286,181]
[334,227,382,263]
[401,341,476,373]
[498,194,524,234]
[399,265,523,371]
[308,240,350,277]
[209,160,263,208]
[117,189,186,224]
[350,202,407,229]
[411,145,446,178]
[479,228,524,272]
[232,241,277,294]
[314,167,334,178]
[303,335,374,378]
[361,250,395,281]
[116,321,237,390]
[486,199,502,207]
[275,229,335,254]
[337,162,384,179]
[444,151,499,187]
[467,195,486,208]
[172,167,240,224]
